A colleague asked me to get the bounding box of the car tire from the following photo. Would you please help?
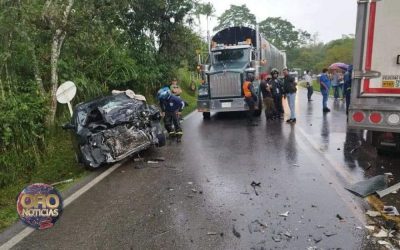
[156,132,166,147]
[203,112,211,120]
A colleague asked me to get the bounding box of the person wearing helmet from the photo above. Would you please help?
[268,69,284,120]
[243,72,258,126]
[157,87,185,140]
[260,72,276,121]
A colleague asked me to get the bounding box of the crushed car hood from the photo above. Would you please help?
[67,93,164,168]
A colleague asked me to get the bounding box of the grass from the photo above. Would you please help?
[0,128,87,232]
[0,87,197,233]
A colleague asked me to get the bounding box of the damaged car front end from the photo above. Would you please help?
[63,93,166,169]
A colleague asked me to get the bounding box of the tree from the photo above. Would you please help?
[43,0,75,125]
[213,4,256,31]
[259,17,310,50]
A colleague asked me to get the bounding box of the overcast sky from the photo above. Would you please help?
[201,0,358,43]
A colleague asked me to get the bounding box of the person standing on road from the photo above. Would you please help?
[260,71,276,121]
[320,68,331,112]
[269,70,284,120]
[338,71,345,100]
[304,70,313,101]
[243,73,258,126]
[157,88,185,138]
[283,68,297,123]
[331,70,340,100]
[344,65,353,116]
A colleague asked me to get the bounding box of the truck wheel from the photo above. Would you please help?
[203,112,211,120]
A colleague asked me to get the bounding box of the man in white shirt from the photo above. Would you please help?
[304,71,313,101]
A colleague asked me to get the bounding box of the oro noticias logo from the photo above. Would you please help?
[16,183,63,230]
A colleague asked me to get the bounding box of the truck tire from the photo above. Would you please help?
[203,112,211,120]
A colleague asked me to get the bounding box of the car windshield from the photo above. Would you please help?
[212,49,250,64]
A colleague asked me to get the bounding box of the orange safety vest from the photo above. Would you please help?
[243,81,252,98]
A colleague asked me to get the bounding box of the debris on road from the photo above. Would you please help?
[323,232,337,237]
[188,182,193,185]
[292,164,300,167]
[373,229,390,238]
[272,235,281,242]
[251,181,261,196]
[366,210,381,217]
[377,240,394,248]
[279,211,289,217]
[377,182,400,198]
[284,232,293,238]
[382,206,400,216]
[365,225,375,231]
[51,179,74,186]
[248,220,267,233]
[313,237,322,243]
[336,214,344,221]
[232,226,241,238]
[151,157,165,162]
[207,232,217,235]
[345,175,388,197]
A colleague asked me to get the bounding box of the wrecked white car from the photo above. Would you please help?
[63,92,166,169]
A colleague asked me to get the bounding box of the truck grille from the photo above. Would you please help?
[209,72,242,98]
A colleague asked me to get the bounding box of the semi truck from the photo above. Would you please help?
[197,26,287,119]
[348,0,400,152]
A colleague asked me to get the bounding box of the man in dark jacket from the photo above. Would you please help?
[283,68,297,123]
[269,70,284,119]
[157,88,185,139]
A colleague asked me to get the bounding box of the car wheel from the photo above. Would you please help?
[156,132,166,147]
[203,112,211,120]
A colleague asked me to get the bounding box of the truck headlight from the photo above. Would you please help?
[198,88,209,97]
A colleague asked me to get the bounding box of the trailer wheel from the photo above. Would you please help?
[203,112,211,120]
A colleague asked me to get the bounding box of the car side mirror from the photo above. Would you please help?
[62,123,76,130]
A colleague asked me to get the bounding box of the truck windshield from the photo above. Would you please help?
[212,49,249,64]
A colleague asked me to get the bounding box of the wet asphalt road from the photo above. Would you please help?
[7,89,400,250]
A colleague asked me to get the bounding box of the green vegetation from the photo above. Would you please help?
[0,0,207,232]
[0,1,353,232]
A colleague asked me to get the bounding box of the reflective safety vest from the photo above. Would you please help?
[243,81,252,98]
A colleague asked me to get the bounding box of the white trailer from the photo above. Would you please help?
[348,0,400,152]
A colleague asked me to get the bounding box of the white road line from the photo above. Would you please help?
[0,109,198,250]
[295,126,365,223]
[0,162,123,250]
[182,110,197,121]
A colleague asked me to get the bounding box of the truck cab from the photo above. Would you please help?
[197,26,286,120]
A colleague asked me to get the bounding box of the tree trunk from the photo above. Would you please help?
[46,0,75,126]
